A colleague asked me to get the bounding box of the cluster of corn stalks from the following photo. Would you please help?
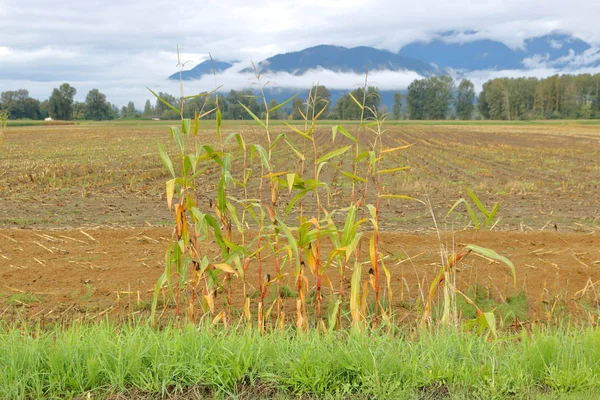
[149,71,515,334]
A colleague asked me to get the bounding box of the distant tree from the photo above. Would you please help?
[143,100,153,117]
[48,83,77,120]
[477,89,490,119]
[72,102,86,120]
[121,106,128,118]
[109,104,119,120]
[456,79,475,120]
[481,80,510,120]
[84,89,110,120]
[269,99,280,119]
[426,76,454,119]
[126,101,137,118]
[333,87,381,120]
[40,100,50,118]
[223,90,259,120]
[0,89,44,120]
[406,79,427,120]
[407,77,453,120]
[290,97,304,120]
[392,92,402,119]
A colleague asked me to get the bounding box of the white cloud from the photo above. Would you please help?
[521,54,552,69]
[520,47,600,70]
[2,0,600,107]
[549,39,563,49]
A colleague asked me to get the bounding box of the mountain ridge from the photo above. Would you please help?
[169,33,600,81]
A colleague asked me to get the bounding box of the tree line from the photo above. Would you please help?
[478,74,600,120]
[3,73,600,121]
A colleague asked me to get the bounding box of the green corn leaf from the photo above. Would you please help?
[356,151,370,163]
[466,244,516,287]
[181,118,191,135]
[205,214,227,257]
[340,170,367,183]
[285,189,309,216]
[349,93,364,109]
[350,262,362,328]
[328,299,342,333]
[467,188,489,217]
[269,93,298,113]
[284,138,305,161]
[341,205,357,245]
[147,87,182,116]
[332,125,357,143]
[316,145,352,164]
[238,102,266,130]
[447,198,480,229]
[251,144,270,170]
[192,111,199,136]
[486,203,500,229]
[285,123,311,140]
[286,173,296,194]
[218,176,227,215]
[170,127,183,152]
[275,216,300,271]
[216,108,222,138]
[379,194,415,200]
[157,142,175,178]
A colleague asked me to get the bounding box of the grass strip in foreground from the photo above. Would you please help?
[1,322,600,399]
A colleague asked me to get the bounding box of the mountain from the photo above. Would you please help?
[168,60,232,80]
[399,33,594,71]
[241,45,437,75]
[169,33,599,82]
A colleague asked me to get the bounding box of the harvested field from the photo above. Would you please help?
[1,121,599,323]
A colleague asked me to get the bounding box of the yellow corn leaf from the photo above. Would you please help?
[278,312,285,329]
[350,263,362,328]
[265,298,277,323]
[322,272,333,289]
[378,166,410,174]
[381,144,413,154]
[382,262,393,307]
[212,311,225,325]
[296,298,305,330]
[262,171,289,178]
[203,292,215,314]
[369,234,378,271]
[214,263,238,277]
[361,281,369,317]
[244,297,251,322]
[166,179,176,210]
[379,194,415,200]
[258,302,264,334]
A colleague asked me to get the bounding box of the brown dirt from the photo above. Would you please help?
[1,122,599,325]
[1,123,599,231]
[1,227,599,324]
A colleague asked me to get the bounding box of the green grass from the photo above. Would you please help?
[1,321,600,399]
[25,118,600,130]
[8,292,42,306]
[6,120,76,127]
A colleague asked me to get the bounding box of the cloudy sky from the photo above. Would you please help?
[2,0,600,107]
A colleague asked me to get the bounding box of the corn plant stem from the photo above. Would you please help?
[373,123,385,324]
[312,135,324,323]
[257,73,284,321]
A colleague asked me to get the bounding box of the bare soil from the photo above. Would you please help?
[1,122,599,324]
[1,227,599,323]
